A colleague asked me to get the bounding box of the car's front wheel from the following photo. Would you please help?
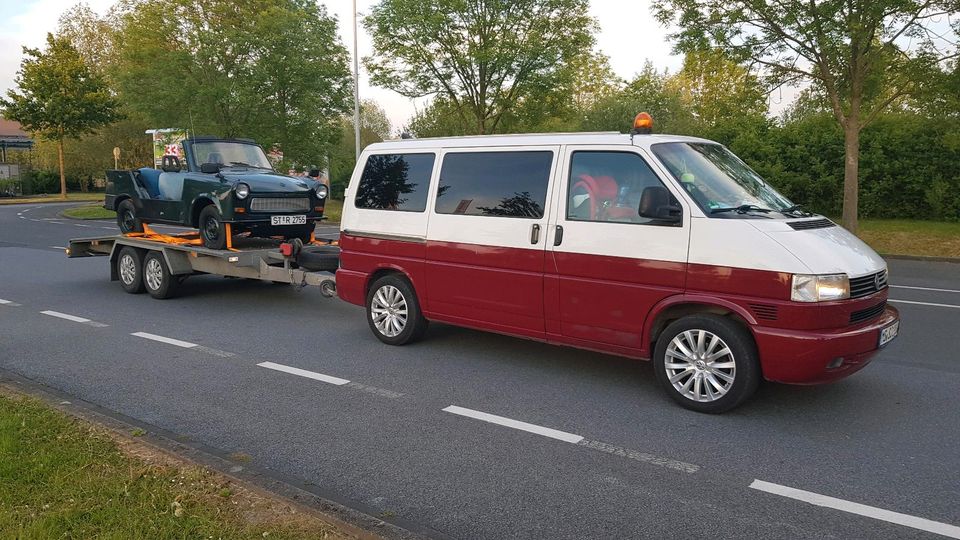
[365,274,428,345]
[198,205,227,250]
[653,314,760,413]
[116,199,143,234]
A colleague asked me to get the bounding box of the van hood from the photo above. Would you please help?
[750,219,886,277]
[223,171,314,193]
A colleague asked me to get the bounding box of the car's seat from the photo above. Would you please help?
[571,174,636,221]
[207,152,224,165]
[136,167,162,199]
[158,172,185,200]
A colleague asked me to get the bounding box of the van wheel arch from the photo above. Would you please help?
[365,268,407,297]
[649,303,753,353]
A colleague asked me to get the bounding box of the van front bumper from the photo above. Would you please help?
[753,305,899,384]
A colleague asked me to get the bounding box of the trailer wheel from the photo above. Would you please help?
[199,205,227,250]
[366,274,428,345]
[142,251,180,299]
[116,247,145,294]
[117,200,143,234]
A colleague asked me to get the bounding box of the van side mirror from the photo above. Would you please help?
[638,186,682,224]
[200,162,221,174]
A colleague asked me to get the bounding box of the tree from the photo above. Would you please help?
[329,99,393,197]
[667,49,767,126]
[652,0,960,232]
[364,0,595,134]
[1,34,121,199]
[581,62,696,134]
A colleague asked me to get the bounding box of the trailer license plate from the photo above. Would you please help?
[879,320,899,347]
[271,215,306,226]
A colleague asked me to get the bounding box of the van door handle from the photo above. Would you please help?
[531,224,541,244]
[554,225,563,246]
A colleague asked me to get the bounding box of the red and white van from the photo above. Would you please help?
[336,115,900,412]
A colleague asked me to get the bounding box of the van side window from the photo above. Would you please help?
[435,151,553,218]
[355,153,435,212]
[567,151,672,224]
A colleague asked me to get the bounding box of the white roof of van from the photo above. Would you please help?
[364,132,716,152]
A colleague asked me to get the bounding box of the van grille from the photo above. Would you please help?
[849,270,888,299]
[850,302,886,324]
[249,197,310,213]
[748,303,779,321]
[788,218,835,230]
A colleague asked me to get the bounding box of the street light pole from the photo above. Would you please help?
[352,0,361,160]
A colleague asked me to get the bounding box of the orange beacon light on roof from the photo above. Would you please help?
[631,112,653,135]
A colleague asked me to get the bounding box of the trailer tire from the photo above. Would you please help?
[366,274,428,345]
[142,250,180,299]
[117,200,143,234]
[116,247,145,294]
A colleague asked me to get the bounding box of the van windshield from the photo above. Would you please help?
[651,142,794,216]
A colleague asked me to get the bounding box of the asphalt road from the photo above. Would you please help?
[1,201,959,539]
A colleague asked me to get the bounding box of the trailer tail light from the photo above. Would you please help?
[279,243,293,257]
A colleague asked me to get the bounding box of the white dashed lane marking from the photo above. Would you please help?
[41,310,108,327]
[130,331,236,357]
[889,299,960,310]
[257,361,350,385]
[443,405,584,443]
[750,480,960,539]
[0,298,22,307]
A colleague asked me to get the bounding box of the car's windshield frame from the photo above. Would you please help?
[650,142,794,217]
[188,141,274,172]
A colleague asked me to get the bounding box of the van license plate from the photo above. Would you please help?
[271,215,306,226]
[879,320,900,347]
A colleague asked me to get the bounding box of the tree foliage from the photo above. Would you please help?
[329,99,393,198]
[651,0,960,231]
[364,0,595,134]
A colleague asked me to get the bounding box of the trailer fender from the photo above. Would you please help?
[162,248,194,275]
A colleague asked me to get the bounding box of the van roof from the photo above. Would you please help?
[364,132,716,152]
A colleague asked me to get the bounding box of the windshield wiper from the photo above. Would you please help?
[711,204,773,215]
[779,204,812,216]
[226,161,271,170]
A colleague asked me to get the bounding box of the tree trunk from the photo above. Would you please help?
[57,138,67,200]
[841,124,860,233]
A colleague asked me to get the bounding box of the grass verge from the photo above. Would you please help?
[0,193,104,205]
[0,392,353,539]
[323,198,343,223]
[858,219,960,259]
[61,204,115,220]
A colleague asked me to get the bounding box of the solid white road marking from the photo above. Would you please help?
[750,480,960,539]
[442,405,584,444]
[889,299,960,310]
[257,361,350,385]
[41,310,108,327]
[131,331,197,348]
[891,284,960,294]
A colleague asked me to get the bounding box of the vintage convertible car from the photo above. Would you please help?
[104,137,328,249]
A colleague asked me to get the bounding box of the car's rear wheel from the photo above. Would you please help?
[199,205,227,250]
[653,314,760,413]
[116,246,144,294]
[366,274,428,345]
[142,250,179,299]
[116,199,143,234]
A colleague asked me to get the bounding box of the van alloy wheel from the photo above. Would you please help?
[144,257,164,291]
[371,285,408,337]
[664,329,736,402]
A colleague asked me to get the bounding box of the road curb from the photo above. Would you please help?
[0,367,450,540]
[883,254,960,264]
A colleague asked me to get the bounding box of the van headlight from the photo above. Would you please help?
[791,274,850,302]
[235,183,250,199]
[315,183,328,199]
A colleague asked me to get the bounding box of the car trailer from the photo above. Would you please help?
[67,225,339,299]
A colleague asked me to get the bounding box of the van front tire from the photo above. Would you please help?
[366,275,428,345]
[653,314,760,413]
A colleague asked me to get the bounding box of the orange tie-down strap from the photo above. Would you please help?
[123,223,240,251]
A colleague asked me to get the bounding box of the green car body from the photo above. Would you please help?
[104,137,327,248]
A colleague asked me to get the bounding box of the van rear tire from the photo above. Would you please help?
[366,274,428,345]
[653,314,760,413]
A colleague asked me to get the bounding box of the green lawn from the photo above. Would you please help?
[0,193,104,205]
[857,219,960,259]
[323,197,343,223]
[0,393,350,539]
[62,204,115,220]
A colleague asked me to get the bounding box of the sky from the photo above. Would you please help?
[0,0,793,131]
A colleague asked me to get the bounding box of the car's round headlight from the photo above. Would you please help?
[315,183,328,199]
[235,183,250,199]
